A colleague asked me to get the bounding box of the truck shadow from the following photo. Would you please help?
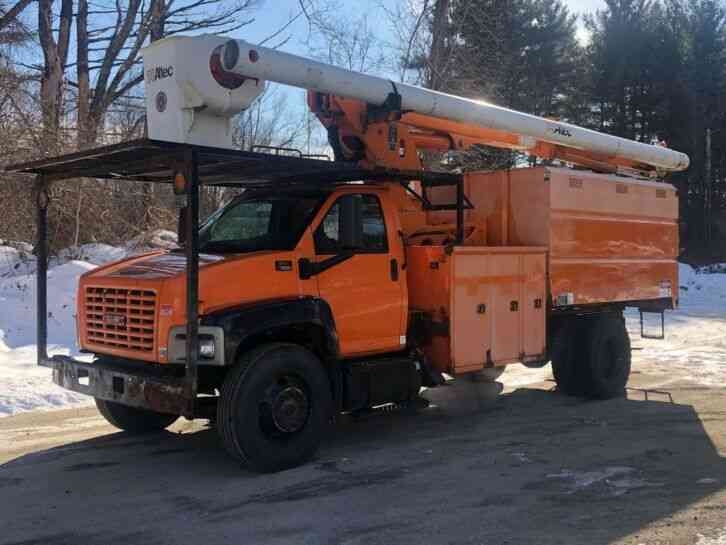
[2,383,725,545]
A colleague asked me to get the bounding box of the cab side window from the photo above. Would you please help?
[314,194,388,255]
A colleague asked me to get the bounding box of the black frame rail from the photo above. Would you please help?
[6,138,463,418]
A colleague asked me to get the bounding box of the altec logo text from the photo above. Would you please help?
[551,126,573,138]
[146,66,174,83]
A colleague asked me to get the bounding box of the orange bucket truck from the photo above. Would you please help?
[6,35,686,472]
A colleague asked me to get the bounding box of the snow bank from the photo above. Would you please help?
[0,261,96,416]
[57,243,128,266]
[697,529,726,545]
[0,242,35,278]
[625,263,726,386]
[0,230,178,280]
[0,230,177,417]
[132,229,179,251]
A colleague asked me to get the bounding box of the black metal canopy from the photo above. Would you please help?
[16,138,464,419]
[5,138,462,187]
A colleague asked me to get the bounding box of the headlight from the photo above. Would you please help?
[199,337,216,358]
[167,325,224,365]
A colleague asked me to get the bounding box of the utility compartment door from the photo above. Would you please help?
[489,254,522,364]
[450,251,491,373]
[521,253,547,361]
[450,247,547,374]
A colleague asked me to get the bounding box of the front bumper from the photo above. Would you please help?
[49,355,192,416]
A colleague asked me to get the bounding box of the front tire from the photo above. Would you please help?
[95,398,178,433]
[217,343,333,473]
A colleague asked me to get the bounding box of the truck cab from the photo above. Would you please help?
[78,185,409,366]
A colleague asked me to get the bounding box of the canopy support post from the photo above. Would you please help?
[35,176,50,366]
[183,148,200,418]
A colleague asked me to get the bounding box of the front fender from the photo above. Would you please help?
[200,297,339,364]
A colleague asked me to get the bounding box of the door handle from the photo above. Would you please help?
[390,258,399,281]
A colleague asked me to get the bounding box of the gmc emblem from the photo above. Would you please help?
[103,313,126,327]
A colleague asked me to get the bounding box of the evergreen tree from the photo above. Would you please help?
[441,0,583,168]
[583,0,726,253]
[683,0,726,245]
[448,0,580,117]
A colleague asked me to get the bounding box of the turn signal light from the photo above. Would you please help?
[173,172,187,195]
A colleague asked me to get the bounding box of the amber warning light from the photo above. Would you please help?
[173,172,187,195]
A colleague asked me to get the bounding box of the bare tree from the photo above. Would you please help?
[427,0,450,90]
[298,0,386,73]
[0,0,33,38]
[38,0,72,151]
[378,0,431,84]
[73,0,259,148]
[2,1,332,249]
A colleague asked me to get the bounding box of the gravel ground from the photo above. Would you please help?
[2,368,726,545]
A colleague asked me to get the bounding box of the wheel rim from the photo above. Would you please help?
[259,374,310,437]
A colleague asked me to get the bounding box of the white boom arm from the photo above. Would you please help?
[219,39,689,172]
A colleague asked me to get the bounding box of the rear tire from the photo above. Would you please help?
[550,319,587,397]
[580,313,631,399]
[217,343,333,473]
[95,398,178,433]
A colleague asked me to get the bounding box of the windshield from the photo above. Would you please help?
[198,193,326,254]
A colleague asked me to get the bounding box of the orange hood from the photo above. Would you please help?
[78,249,313,363]
[85,251,225,280]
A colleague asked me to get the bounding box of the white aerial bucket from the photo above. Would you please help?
[142,35,265,149]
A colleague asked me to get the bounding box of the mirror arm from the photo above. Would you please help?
[177,206,188,246]
[299,251,354,280]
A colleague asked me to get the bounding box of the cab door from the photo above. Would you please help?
[311,192,405,356]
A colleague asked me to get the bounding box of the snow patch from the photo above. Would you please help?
[626,263,726,386]
[547,466,662,496]
[58,243,128,265]
[0,229,178,280]
[0,230,178,417]
[0,261,97,416]
[0,243,35,278]
[499,365,552,389]
[696,529,726,545]
[128,229,179,251]
[511,451,532,464]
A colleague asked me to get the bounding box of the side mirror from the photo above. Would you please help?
[340,195,362,251]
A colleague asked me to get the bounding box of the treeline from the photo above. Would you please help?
[0,0,303,251]
[1,0,725,260]
[418,0,725,260]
